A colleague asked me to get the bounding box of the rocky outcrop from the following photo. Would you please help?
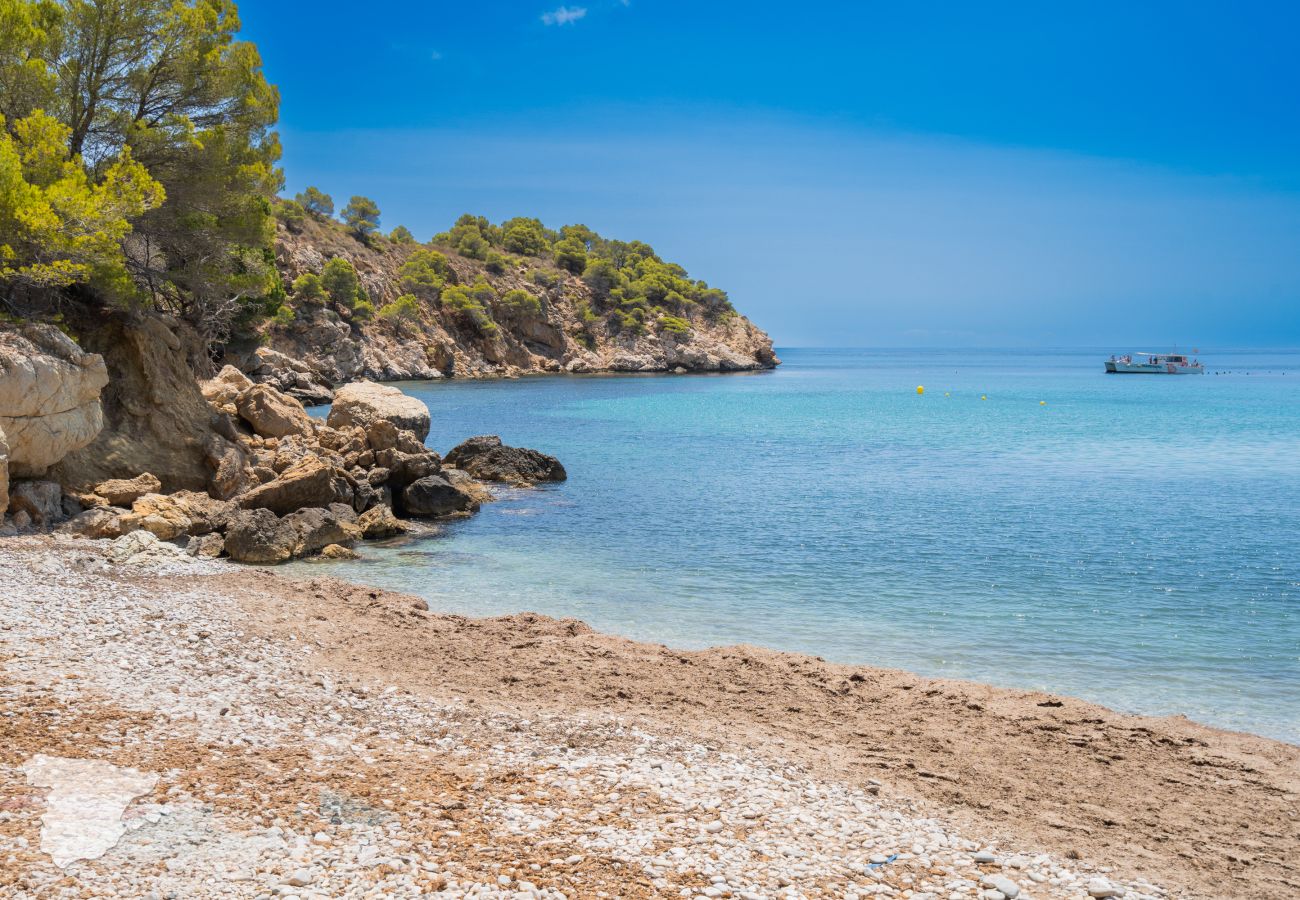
[91,473,162,507]
[48,313,247,497]
[236,456,355,516]
[234,383,314,439]
[0,325,109,479]
[444,435,567,485]
[326,382,431,442]
[241,217,778,400]
[222,505,361,563]
[8,480,63,528]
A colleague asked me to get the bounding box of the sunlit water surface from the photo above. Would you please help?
[292,348,1300,743]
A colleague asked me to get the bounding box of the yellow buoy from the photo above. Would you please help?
[981,394,987,400]
[1040,400,1046,406]
[945,392,950,397]
[916,385,924,395]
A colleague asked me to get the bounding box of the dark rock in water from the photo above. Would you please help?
[400,475,476,517]
[443,435,566,485]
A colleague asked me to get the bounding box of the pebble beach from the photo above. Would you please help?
[1,535,1296,899]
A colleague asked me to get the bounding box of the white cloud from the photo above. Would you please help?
[541,5,587,25]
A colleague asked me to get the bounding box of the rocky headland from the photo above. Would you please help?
[235,215,779,404]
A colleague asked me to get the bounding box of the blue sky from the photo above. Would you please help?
[239,1,1300,347]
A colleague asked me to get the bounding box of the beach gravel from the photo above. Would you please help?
[0,536,1295,898]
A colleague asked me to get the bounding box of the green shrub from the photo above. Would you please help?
[530,268,560,288]
[292,272,326,305]
[553,237,588,274]
[499,288,541,318]
[501,217,549,256]
[274,199,306,232]
[270,304,295,326]
[351,298,376,320]
[441,283,497,334]
[485,251,510,274]
[389,225,416,244]
[658,314,691,334]
[379,293,421,321]
[321,257,361,306]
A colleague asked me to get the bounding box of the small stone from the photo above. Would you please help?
[284,869,315,887]
[1088,879,1125,898]
[973,851,997,864]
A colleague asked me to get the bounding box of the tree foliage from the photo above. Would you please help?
[1,110,164,300]
[0,0,283,346]
[341,195,379,238]
[320,256,360,307]
[295,185,332,218]
[398,248,451,299]
[290,271,324,305]
[378,292,419,322]
[388,224,415,244]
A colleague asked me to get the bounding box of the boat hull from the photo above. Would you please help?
[1105,360,1204,374]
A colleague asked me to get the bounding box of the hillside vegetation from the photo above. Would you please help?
[241,205,776,398]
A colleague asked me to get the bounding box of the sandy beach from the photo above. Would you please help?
[1,535,1296,899]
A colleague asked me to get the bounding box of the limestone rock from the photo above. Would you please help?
[375,447,440,489]
[129,491,232,539]
[0,324,109,477]
[234,383,315,439]
[443,435,566,485]
[60,506,135,539]
[200,365,254,407]
[185,532,225,559]
[326,382,430,442]
[400,474,476,517]
[356,504,407,539]
[49,314,243,494]
[282,507,361,555]
[317,543,359,560]
[236,456,354,516]
[92,473,162,506]
[222,508,298,564]
[8,480,64,526]
[442,468,495,506]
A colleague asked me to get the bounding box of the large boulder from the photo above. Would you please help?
[128,491,232,539]
[400,475,476,517]
[7,480,63,527]
[443,435,566,485]
[282,507,361,555]
[234,383,315,439]
[61,506,135,539]
[326,382,430,443]
[356,504,407,539]
[222,508,299,564]
[0,324,109,477]
[92,473,162,507]
[200,365,254,409]
[235,456,354,516]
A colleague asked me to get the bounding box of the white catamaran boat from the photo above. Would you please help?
[1105,352,1204,375]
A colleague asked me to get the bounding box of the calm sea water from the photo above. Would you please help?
[297,348,1300,743]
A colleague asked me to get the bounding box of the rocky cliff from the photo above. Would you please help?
[235,216,778,401]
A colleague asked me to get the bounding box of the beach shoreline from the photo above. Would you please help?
[2,535,1296,898]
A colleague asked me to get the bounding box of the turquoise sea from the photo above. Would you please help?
[299,349,1300,744]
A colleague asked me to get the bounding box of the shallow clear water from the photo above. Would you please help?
[295,348,1300,743]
